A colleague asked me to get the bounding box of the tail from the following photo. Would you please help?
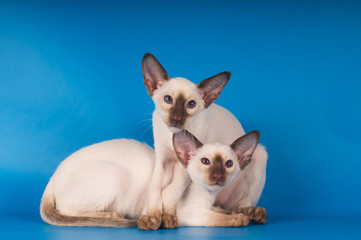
[40,183,137,228]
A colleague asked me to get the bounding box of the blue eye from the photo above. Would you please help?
[164,95,173,104]
[201,158,210,165]
[187,100,196,109]
[225,160,233,168]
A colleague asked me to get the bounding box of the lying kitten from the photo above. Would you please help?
[173,130,267,227]
[40,140,154,227]
[40,133,266,227]
[139,53,268,229]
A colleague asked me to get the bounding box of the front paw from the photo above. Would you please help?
[244,207,267,224]
[234,214,250,227]
[138,212,162,230]
[161,213,178,229]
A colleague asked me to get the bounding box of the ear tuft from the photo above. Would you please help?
[173,130,203,167]
[142,53,170,96]
[230,130,260,170]
[197,71,231,108]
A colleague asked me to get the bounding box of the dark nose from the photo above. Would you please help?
[172,115,182,123]
[213,173,223,182]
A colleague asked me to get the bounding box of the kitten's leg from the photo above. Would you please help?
[212,205,267,224]
[138,158,166,230]
[161,163,191,228]
[211,206,233,214]
[179,208,250,227]
[233,207,267,224]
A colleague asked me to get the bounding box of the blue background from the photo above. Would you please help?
[1,0,360,239]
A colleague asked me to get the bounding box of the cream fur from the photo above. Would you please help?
[40,139,154,227]
[143,76,268,227]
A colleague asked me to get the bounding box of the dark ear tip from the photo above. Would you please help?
[217,71,231,81]
[143,53,155,61]
[249,130,260,139]
[223,71,231,78]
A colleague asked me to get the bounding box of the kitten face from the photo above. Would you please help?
[173,130,260,193]
[187,144,240,192]
[152,77,204,130]
[142,53,231,132]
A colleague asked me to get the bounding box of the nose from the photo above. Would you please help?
[172,115,182,123]
[213,173,223,182]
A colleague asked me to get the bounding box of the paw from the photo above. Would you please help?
[138,212,162,230]
[234,214,250,227]
[245,207,267,224]
[161,213,178,229]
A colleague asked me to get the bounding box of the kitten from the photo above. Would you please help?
[40,134,265,228]
[40,139,154,227]
[173,130,267,227]
[138,54,268,230]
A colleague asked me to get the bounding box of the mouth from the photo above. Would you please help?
[166,121,184,132]
[209,182,224,189]
[168,126,183,133]
[213,182,223,186]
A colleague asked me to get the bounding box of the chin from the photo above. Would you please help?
[206,183,224,192]
[168,126,183,133]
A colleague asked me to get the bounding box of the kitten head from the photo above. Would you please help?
[172,130,260,192]
[142,53,230,132]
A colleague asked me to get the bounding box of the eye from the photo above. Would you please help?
[187,100,196,109]
[225,160,233,168]
[201,158,211,165]
[164,95,173,104]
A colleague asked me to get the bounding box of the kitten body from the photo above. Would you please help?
[40,139,154,227]
[40,132,265,228]
[139,54,268,229]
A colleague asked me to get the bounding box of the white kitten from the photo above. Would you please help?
[40,139,154,227]
[40,132,266,228]
[138,54,268,230]
[173,130,267,227]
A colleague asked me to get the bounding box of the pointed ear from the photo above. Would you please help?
[197,71,231,108]
[142,53,170,96]
[231,131,260,170]
[173,130,203,167]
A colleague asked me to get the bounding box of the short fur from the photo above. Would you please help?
[139,53,268,229]
[40,139,154,228]
[40,131,265,228]
[174,130,264,227]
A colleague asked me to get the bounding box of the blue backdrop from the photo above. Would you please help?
[1,0,361,238]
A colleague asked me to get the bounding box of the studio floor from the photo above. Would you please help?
[1,216,360,240]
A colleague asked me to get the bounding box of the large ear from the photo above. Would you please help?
[142,53,170,96]
[231,131,260,170]
[197,71,231,108]
[173,130,203,167]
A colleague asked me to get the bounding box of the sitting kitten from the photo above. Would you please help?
[139,53,268,229]
[40,132,266,227]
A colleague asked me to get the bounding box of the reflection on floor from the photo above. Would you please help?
[1,216,360,240]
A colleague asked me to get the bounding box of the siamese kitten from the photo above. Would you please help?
[40,133,266,228]
[139,54,268,230]
[173,130,267,227]
[40,139,154,227]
